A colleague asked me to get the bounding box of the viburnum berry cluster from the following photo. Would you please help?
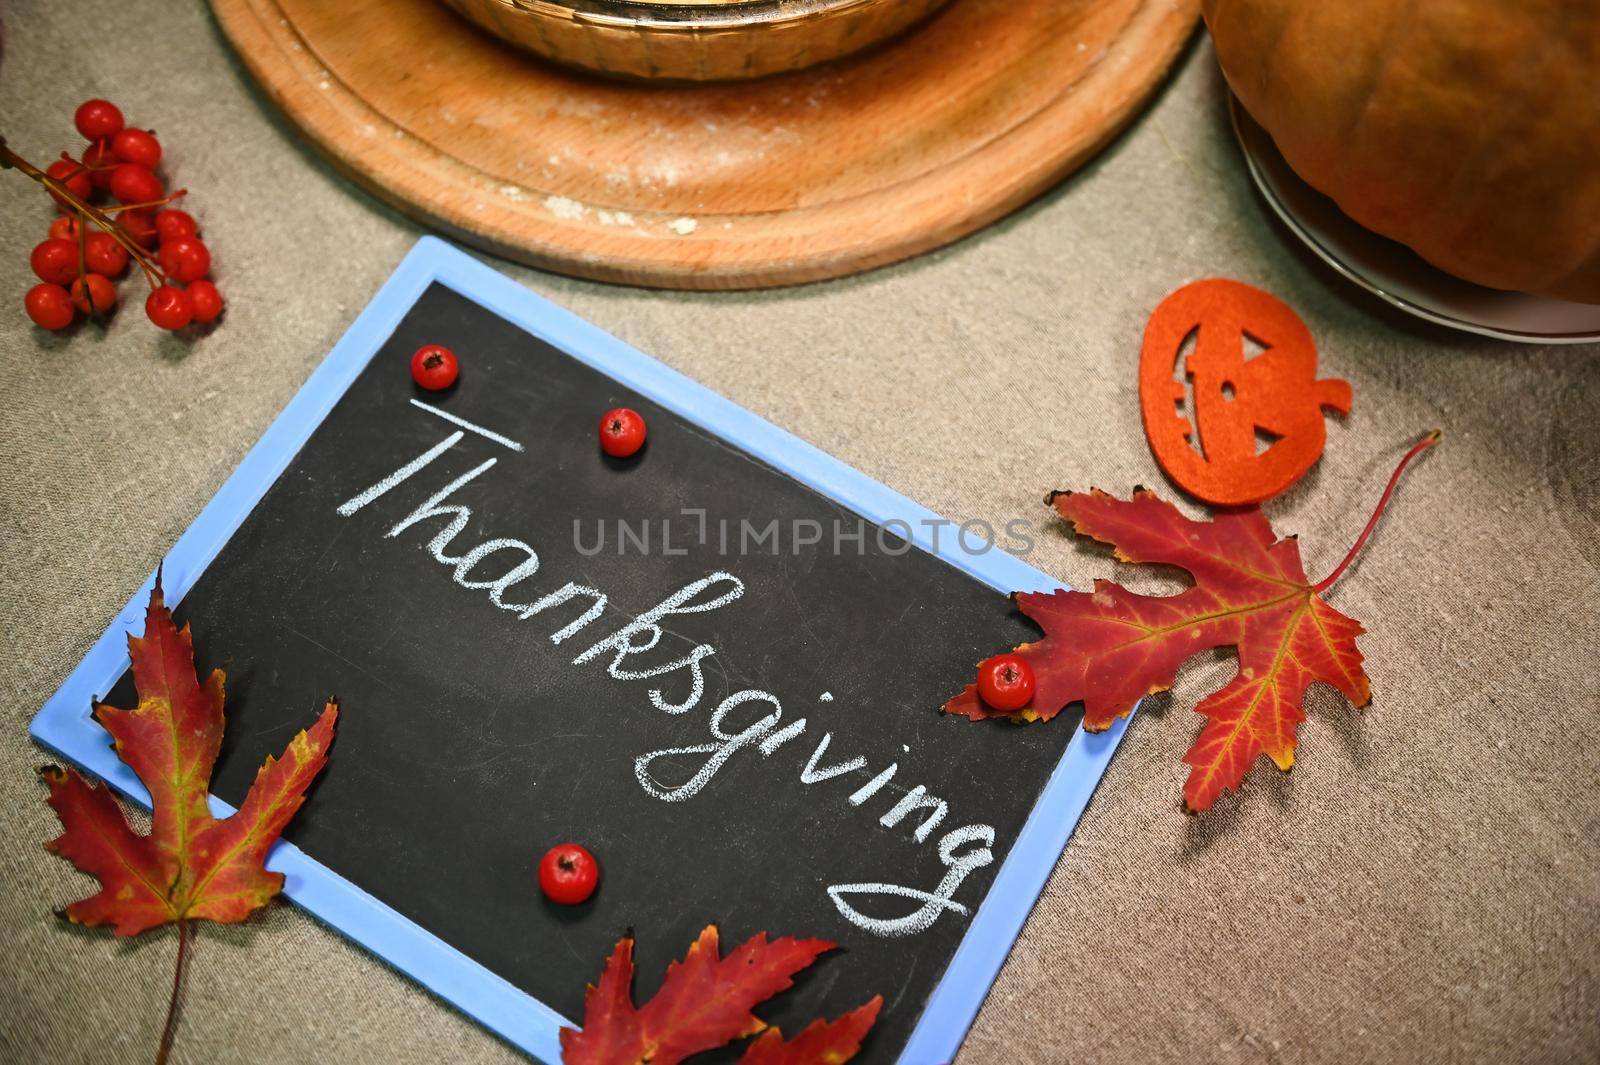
[6,99,223,335]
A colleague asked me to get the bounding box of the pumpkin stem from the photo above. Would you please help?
[1315,430,1440,595]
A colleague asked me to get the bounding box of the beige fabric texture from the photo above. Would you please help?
[2,3,1597,1063]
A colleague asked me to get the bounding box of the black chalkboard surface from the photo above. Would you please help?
[90,255,1095,1063]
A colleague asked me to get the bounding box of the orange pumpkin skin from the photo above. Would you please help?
[1204,0,1600,304]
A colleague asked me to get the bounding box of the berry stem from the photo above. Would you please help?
[75,212,89,286]
[122,247,163,293]
[73,146,115,175]
[52,155,91,180]
[2,136,166,292]
[101,188,187,214]
[1314,430,1441,594]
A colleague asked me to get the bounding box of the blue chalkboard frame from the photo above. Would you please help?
[30,237,1132,1065]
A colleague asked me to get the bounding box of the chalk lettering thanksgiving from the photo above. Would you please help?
[335,400,996,938]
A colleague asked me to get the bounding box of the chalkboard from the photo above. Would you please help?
[33,239,1129,1065]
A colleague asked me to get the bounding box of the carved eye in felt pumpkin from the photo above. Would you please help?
[1140,279,1351,507]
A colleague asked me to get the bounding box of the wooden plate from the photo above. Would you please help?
[211,0,1199,290]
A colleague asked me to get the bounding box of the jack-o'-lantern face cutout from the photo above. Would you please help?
[1139,279,1351,506]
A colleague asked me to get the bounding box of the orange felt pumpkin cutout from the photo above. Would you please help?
[1140,279,1351,507]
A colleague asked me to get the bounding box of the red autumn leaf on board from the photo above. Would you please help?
[738,997,883,1065]
[944,435,1435,811]
[40,575,338,934]
[561,925,879,1065]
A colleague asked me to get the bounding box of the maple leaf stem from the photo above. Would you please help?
[154,919,190,1065]
[1314,430,1441,595]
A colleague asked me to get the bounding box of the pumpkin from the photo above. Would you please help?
[1204,0,1600,304]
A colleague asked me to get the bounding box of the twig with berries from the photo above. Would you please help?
[6,99,223,335]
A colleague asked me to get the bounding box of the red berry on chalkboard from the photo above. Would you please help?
[599,407,646,458]
[410,344,459,391]
[48,216,83,242]
[75,99,125,141]
[539,843,599,905]
[975,653,1035,712]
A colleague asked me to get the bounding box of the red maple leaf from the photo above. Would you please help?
[738,998,882,1064]
[561,925,879,1065]
[945,434,1436,811]
[39,574,338,1060]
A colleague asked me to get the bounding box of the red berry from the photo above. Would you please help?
[70,274,117,315]
[45,159,91,210]
[598,407,647,458]
[82,141,118,190]
[145,285,194,331]
[158,237,211,283]
[110,128,162,169]
[975,653,1036,712]
[30,239,79,286]
[187,280,224,324]
[84,232,129,277]
[117,208,157,248]
[538,843,599,905]
[154,209,198,243]
[110,163,164,205]
[48,216,82,241]
[410,344,459,391]
[26,283,75,330]
[74,100,125,141]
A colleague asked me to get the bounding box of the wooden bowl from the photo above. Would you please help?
[435,0,956,81]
